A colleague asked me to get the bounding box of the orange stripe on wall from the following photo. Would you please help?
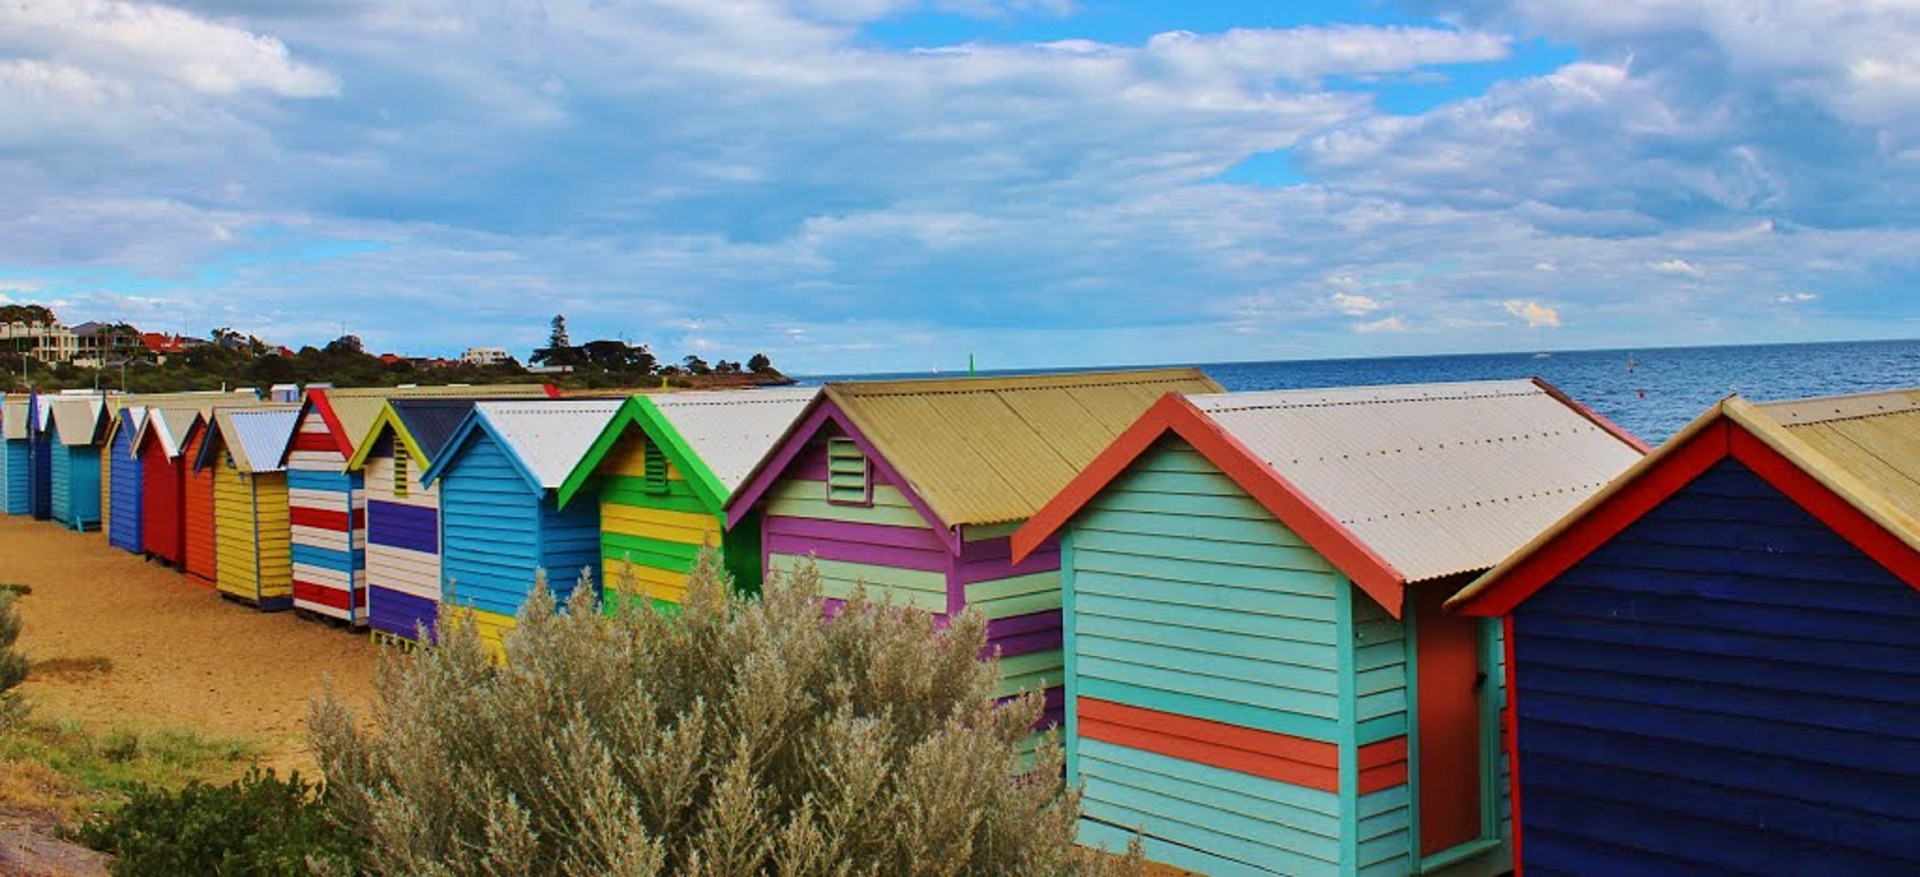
[1358,736,1410,794]
[1080,698,1344,791]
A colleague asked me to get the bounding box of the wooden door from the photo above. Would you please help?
[1415,584,1486,857]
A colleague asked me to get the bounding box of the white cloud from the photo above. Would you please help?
[1355,315,1409,333]
[1503,299,1562,327]
[0,0,338,97]
[1651,258,1702,276]
[1330,291,1381,315]
[1776,291,1818,303]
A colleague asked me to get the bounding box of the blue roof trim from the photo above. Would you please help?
[419,407,547,498]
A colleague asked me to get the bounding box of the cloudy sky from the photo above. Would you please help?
[2,1,1917,372]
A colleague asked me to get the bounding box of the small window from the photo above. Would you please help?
[826,437,872,506]
[643,443,669,495]
[393,446,410,498]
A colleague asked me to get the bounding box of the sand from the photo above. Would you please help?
[0,516,380,770]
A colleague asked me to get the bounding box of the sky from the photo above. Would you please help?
[2,1,1918,373]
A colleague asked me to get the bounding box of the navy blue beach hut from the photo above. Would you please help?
[0,395,29,516]
[28,394,52,520]
[1450,390,1920,874]
[105,404,148,553]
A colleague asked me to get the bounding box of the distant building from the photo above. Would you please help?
[69,322,141,368]
[0,321,78,364]
[461,347,512,367]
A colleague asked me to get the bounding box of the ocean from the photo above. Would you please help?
[801,338,1920,444]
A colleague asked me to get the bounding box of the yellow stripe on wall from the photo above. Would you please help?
[604,433,684,481]
[600,503,720,547]
[603,558,690,604]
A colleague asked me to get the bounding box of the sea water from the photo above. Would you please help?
[804,338,1920,444]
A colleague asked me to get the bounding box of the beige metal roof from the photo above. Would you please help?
[829,368,1222,527]
[474,399,624,490]
[651,388,817,494]
[3,396,30,441]
[136,406,205,459]
[1758,389,1920,523]
[49,398,107,446]
[1191,380,1646,584]
[315,385,552,454]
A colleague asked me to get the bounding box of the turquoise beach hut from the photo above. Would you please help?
[420,399,622,652]
[46,396,107,531]
[0,395,29,516]
[1012,379,1646,877]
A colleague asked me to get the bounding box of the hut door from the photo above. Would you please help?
[1414,584,1486,857]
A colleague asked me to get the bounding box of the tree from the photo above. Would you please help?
[325,334,364,355]
[0,590,28,724]
[748,352,773,374]
[311,556,1135,876]
[531,315,581,368]
[682,354,711,376]
[548,314,570,350]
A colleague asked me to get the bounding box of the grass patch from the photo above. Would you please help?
[32,655,113,680]
[0,719,259,828]
[0,583,31,597]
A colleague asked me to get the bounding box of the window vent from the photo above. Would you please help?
[393,446,410,499]
[826,437,871,506]
[644,443,670,495]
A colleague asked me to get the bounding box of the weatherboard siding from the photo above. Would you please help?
[49,424,102,530]
[108,424,143,551]
[1064,439,1352,875]
[597,433,729,609]
[141,442,186,563]
[29,407,49,520]
[0,438,26,515]
[439,431,591,652]
[181,428,217,583]
[213,460,292,608]
[287,449,366,621]
[1510,458,1920,874]
[363,437,444,640]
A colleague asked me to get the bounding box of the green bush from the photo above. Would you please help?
[0,590,29,725]
[312,553,1136,876]
[76,768,356,876]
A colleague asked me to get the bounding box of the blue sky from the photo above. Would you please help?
[2,1,1917,373]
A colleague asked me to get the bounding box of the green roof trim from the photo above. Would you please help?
[343,403,422,473]
[555,396,728,513]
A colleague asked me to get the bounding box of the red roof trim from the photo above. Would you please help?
[1452,419,1729,617]
[1012,394,1409,617]
[1454,415,1920,618]
[1530,375,1651,454]
[1729,427,1920,591]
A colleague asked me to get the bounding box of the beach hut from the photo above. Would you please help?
[28,394,52,520]
[556,388,816,610]
[197,405,301,609]
[420,399,623,651]
[105,404,147,551]
[284,385,555,626]
[1,395,30,516]
[136,406,204,566]
[1009,380,1646,876]
[179,408,227,587]
[723,369,1223,730]
[1447,390,1920,874]
[344,398,531,642]
[46,396,107,531]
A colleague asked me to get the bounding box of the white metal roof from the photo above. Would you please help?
[476,399,623,490]
[136,406,203,459]
[215,407,301,474]
[651,388,817,494]
[1188,379,1646,584]
[49,397,106,446]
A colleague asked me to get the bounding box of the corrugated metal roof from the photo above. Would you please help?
[474,399,624,489]
[828,368,1222,527]
[211,406,302,473]
[138,406,205,459]
[651,388,817,494]
[49,397,107,446]
[3,396,30,440]
[1758,389,1920,523]
[316,385,552,454]
[388,398,496,463]
[1190,379,1646,584]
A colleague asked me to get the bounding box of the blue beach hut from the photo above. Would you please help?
[1450,390,1920,873]
[421,399,622,653]
[105,404,148,553]
[0,395,29,516]
[47,396,107,531]
[28,394,52,520]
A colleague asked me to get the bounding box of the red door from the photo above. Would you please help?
[141,443,185,565]
[1415,584,1486,857]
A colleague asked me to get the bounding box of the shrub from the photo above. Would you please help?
[0,590,29,725]
[75,768,351,876]
[312,553,1134,876]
